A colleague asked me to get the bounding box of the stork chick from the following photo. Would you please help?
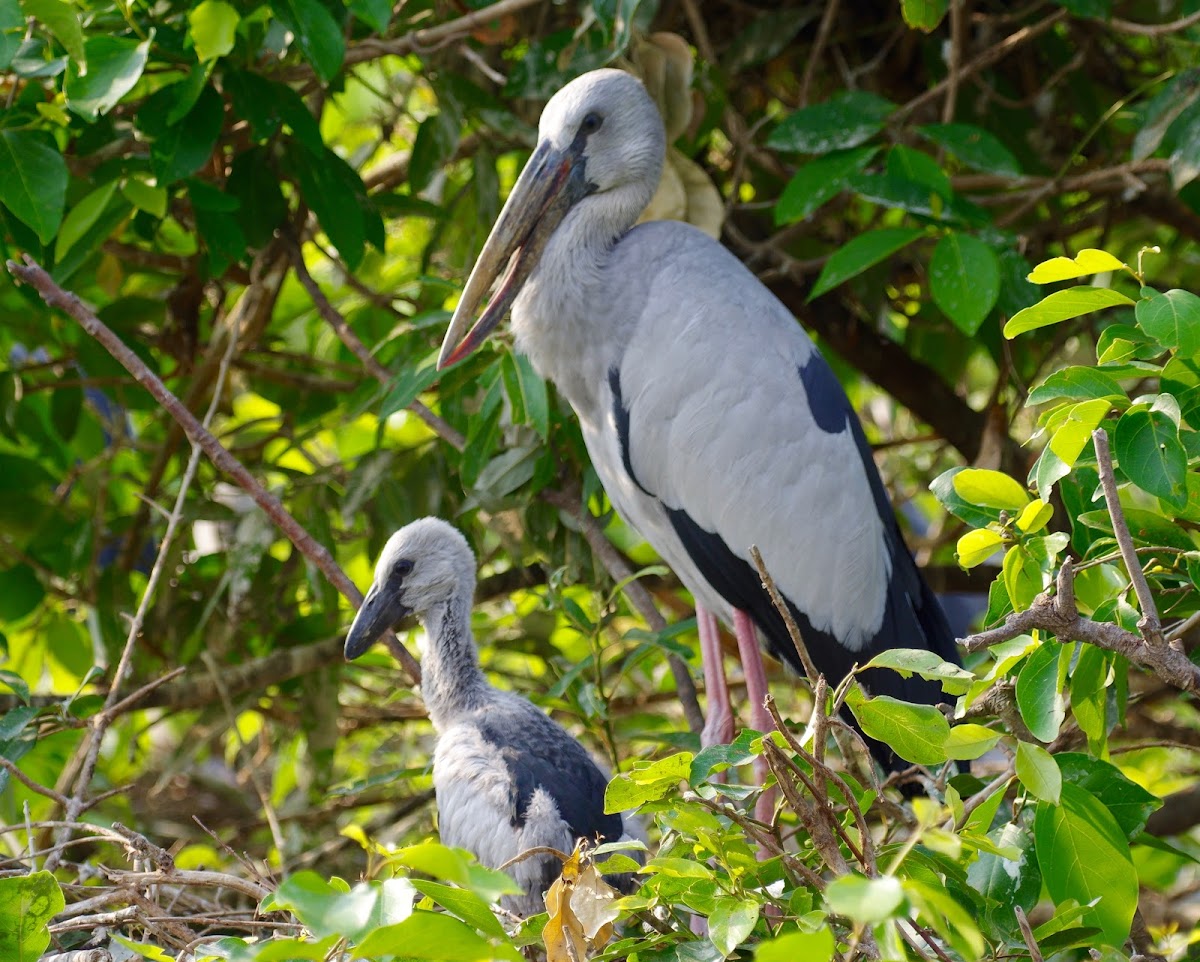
[344,517,642,917]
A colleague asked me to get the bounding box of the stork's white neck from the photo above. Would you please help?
[419,591,487,728]
[511,183,649,414]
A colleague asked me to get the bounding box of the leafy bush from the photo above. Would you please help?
[2,0,1199,959]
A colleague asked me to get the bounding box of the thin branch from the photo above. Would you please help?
[800,0,840,106]
[895,8,1069,120]
[284,236,466,451]
[541,486,705,734]
[1109,9,1200,35]
[6,255,421,685]
[942,0,964,124]
[1014,906,1044,962]
[1092,429,1168,650]
[749,545,820,685]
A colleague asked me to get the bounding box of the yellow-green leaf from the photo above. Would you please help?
[945,723,1002,761]
[1048,398,1111,467]
[1014,500,1053,534]
[952,468,1030,511]
[956,528,1004,568]
[188,0,240,62]
[1004,287,1135,338]
[1027,248,1128,284]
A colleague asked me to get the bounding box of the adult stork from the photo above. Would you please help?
[344,517,643,917]
[436,69,962,791]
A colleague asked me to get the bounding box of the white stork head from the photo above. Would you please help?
[438,68,666,368]
[344,518,476,659]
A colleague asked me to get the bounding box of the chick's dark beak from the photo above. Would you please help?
[344,583,413,660]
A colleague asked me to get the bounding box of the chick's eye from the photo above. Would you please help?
[580,112,603,135]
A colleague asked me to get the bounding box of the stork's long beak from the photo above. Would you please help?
[344,583,413,660]
[438,140,592,369]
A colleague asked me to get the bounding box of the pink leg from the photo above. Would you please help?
[733,608,776,830]
[698,605,734,749]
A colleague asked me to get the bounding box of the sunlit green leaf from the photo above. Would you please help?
[809,228,923,299]
[930,233,1000,335]
[1004,287,1136,338]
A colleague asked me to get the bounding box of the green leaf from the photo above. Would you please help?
[1133,69,1200,161]
[0,565,45,622]
[809,227,923,299]
[64,35,150,120]
[824,873,904,923]
[722,7,814,74]
[774,147,878,225]
[1027,366,1127,405]
[929,233,1000,335]
[0,872,64,961]
[709,897,759,958]
[352,911,515,961]
[944,723,1002,761]
[409,880,507,940]
[189,0,240,62]
[501,351,549,441]
[886,144,951,198]
[227,147,287,247]
[0,130,67,243]
[1015,641,1066,743]
[863,648,975,695]
[1034,783,1138,945]
[767,90,896,154]
[901,0,948,31]
[605,752,693,810]
[20,0,84,65]
[1016,741,1061,803]
[952,467,1030,511]
[1056,754,1161,839]
[847,692,950,765]
[1113,409,1189,508]
[409,109,459,194]
[1069,642,1109,748]
[349,0,391,32]
[918,123,1021,176]
[1026,248,1127,284]
[273,0,345,81]
[54,181,118,260]
[1135,288,1200,357]
[380,351,443,419]
[755,926,835,962]
[1002,543,1042,612]
[1048,398,1111,467]
[267,873,415,940]
[150,84,225,185]
[1004,287,1136,338]
[287,142,370,269]
[955,528,1004,568]
[967,821,1041,941]
[121,177,168,218]
[0,670,31,705]
[390,842,521,903]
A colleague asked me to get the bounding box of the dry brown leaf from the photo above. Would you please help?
[542,840,619,961]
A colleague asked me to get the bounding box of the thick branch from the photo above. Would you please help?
[961,559,1199,691]
[7,255,421,685]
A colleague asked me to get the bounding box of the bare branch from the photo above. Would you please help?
[6,254,422,685]
[961,558,1199,690]
[1092,429,1169,650]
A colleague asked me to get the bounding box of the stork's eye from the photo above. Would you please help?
[580,112,603,136]
[395,559,414,577]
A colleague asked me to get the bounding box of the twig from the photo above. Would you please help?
[7,254,421,684]
[541,486,704,734]
[0,758,68,807]
[749,546,820,685]
[100,867,272,901]
[284,236,465,451]
[1014,906,1044,962]
[1092,429,1168,650]
[941,0,964,124]
[895,8,1068,120]
[961,558,1199,690]
[1109,9,1200,35]
[800,0,840,106]
[497,845,570,871]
